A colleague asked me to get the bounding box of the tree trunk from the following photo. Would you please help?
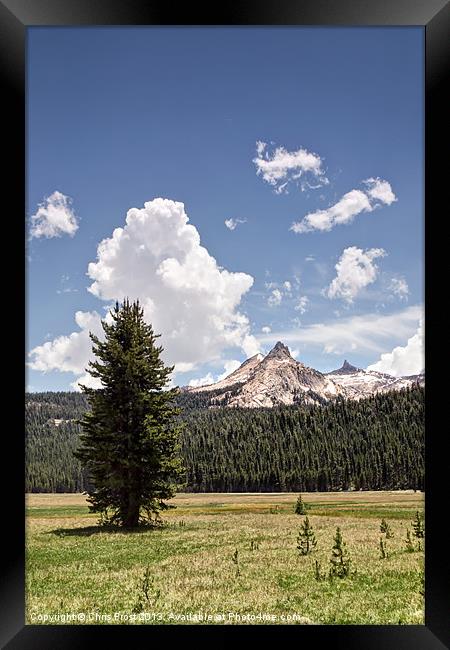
[123,492,140,528]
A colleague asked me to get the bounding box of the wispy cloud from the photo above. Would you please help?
[290,178,396,234]
[267,288,283,307]
[253,141,328,194]
[388,276,409,301]
[265,278,294,307]
[294,296,309,314]
[225,218,247,231]
[257,305,423,356]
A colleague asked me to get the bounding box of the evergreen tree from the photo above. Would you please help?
[297,516,317,555]
[412,511,424,539]
[75,299,184,528]
[380,518,394,539]
[405,528,415,552]
[294,494,307,515]
[329,527,351,578]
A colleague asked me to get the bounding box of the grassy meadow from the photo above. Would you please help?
[26,491,424,625]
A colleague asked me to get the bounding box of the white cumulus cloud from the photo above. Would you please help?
[71,372,103,392]
[290,178,396,234]
[253,141,328,194]
[188,359,241,388]
[367,319,424,376]
[217,359,242,380]
[261,326,271,334]
[188,372,215,388]
[30,191,79,239]
[364,177,397,204]
[28,310,106,374]
[29,198,260,385]
[325,246,386,304]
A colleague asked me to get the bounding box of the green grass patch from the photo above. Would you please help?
[308,506,423,520]
[26,492,424,625]
[26,506,93,518]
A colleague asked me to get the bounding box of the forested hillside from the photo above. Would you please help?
[26,387,424,493]
[25,392,90,492]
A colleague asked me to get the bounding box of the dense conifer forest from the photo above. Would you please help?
[25,386,424,493]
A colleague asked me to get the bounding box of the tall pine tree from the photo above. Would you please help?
[75,299,184,528]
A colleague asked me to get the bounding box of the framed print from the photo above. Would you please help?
[2,0,449,647]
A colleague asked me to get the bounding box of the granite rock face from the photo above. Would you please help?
[187,342,346,407]
[186,342,425,408]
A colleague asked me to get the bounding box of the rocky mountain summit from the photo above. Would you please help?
[186,342,342,407]
[327,360,362,375]
[218,342,345,408]
[185,342,424,408]
[325,361,425,400]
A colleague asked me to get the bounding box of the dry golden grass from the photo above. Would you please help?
[26,490,421,508]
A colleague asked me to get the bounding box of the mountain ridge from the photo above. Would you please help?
[186,342,424,407]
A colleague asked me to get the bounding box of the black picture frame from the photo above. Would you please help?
[3,0,449,647]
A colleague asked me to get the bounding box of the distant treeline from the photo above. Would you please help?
[25,386,424,493]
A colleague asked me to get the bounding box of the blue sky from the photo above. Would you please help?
[26,27,424,392]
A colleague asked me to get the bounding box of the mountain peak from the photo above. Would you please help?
[266,341,292,360]
[339,360,361,373]
[187,345,424,406]
[327,360,361,375]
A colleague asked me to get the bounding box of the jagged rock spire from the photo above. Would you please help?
[266,341,292,359]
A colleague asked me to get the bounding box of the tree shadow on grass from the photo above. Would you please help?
[50,523,167,537]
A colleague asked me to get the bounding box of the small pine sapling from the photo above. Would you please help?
[132,566,160,613]
[405,528,415,552]
[412,511,424,550]
[329,527,351,578]
[294,495,307,515]
[380,518,394,539]
[297,516,317,556]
